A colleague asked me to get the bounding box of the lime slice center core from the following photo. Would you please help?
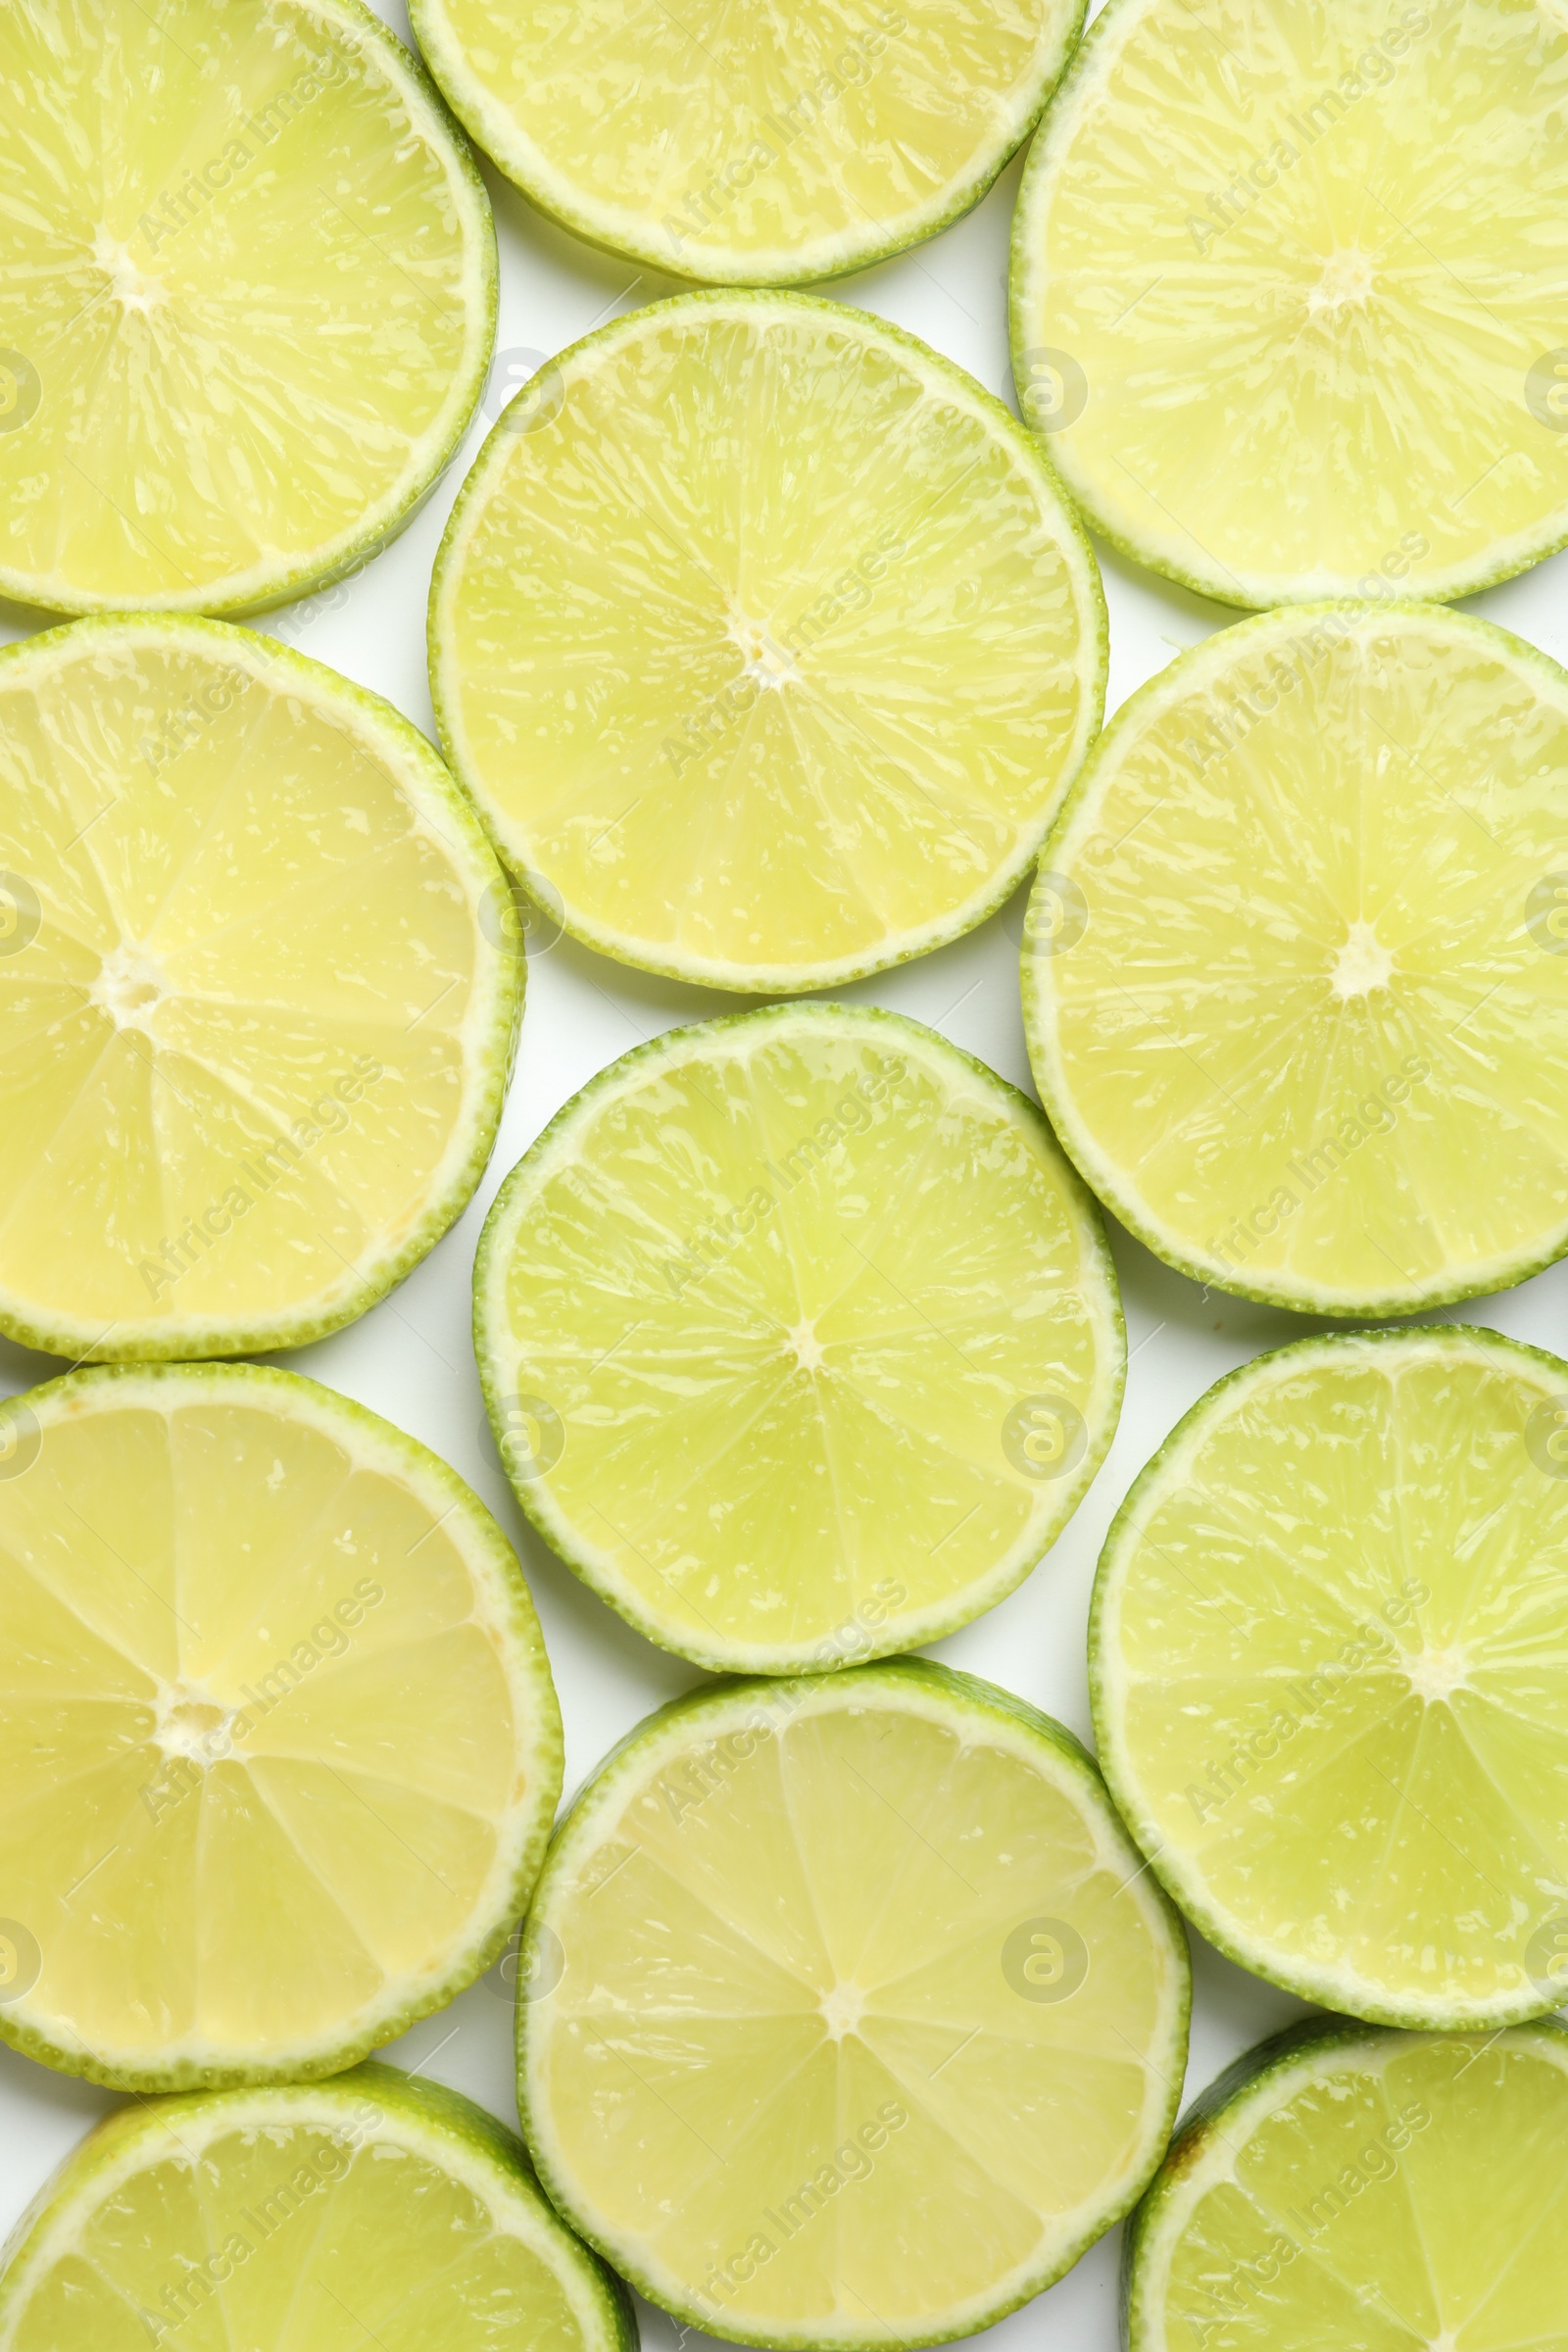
[1330,918,1396,999]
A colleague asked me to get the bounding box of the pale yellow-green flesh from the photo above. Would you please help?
[1142,2034,1568,2350]
[0,0,489,612]
[1013,0,1568,604]
[433,300,1102,989]
[477,1012,1120,1670]
[1098,1336,1568,2024]
[0,2089,602,2352]
[0,622,510,1357]
[525,1683,1184,2339]
[0,1377,548,2078]
[1025,607,1568,1311]
[416,0,1073,281]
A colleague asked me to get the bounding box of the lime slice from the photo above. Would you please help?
[517,1659,1190,2349]
[0,2062,633,2352]
[1010,0,1568,609]
[1021,600,1568,1317]
[1092,1325,1568,2032]
[0,614,521,1363]
[412,0,1082,286]
[430,292,1105,993]
[474,1004,1123,1674]
[0,1362,562,2090]
[0,0,495,616]
[1125,2019,1568,2352]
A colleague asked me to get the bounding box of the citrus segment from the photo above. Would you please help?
[1093,1326,1568,2030]
[518,1661,1190,2348]
[0,615,521,1361]
[0,1364,562,2090]
[1022,602,1568,1316]
[430,293,1105,992]
[1125,2021,1568,2351]
[0,2064,633,2352]
[0,0,495,615]
[473,1004,1123,1674]
[1010,0,1568,606]
[413,0,1082,285]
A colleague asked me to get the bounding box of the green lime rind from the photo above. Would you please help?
[1121,2017,1568,2351]
[0,612,523,1364]
[0,2062,637,2352]
[1021,599,1568,1319]
[2,0,497,620]
[473,1001,1125,1675]
[429,288,1107,996]
[0,1361,563,2093]
[516,1656,1192,2352]
[1007,0,1568,612]
[410,0,1084,289]
[1090,1323,1568,2033]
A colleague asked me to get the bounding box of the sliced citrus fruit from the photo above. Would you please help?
[1010,0,1568,607]
[0,2062,633,2352]
[0,613,521,1362]
[430,291,1105,992]
[517,1659,1190,2349]
[412,0,1082,286]
[473,1004,1123,1675]
[1092,1325,1568,2032]
[1125,2019,1568,2352]
[1021,601,1568,1317]
[0,1362,562,2090]
[0,0,495,615]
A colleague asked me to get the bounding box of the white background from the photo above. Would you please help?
[5,2,1568,2342]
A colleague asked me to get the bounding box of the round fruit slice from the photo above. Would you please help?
[0,614,521,1362]
[0,2062,634,2352]
[430,292,1105,992]
[1125,2018,1568,2352]
[474,1004,1124,1674]
[412,0,1082,287]
[0,1362,562,2090]
[1093,1325,1568,2032]
[0,0,495,617]
[1011,0,1568,609]
[1021,601,1568,1317]
[518,1659,1190,2349]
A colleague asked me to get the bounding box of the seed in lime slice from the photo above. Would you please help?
[0,0,495,615]
[1125,2018,1568,2351]
[1022,600,1568,1317]
[474,1003,1124,1675]
[1093,1324,1568,2032]
[0,2062,633,2352]
[413,0,1082,286]
[518,1658,1190,2349]
[430,291,1105,993]
[0,614,521,1363]
[0,1363,561,2091]
[1010,0,1568,607]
